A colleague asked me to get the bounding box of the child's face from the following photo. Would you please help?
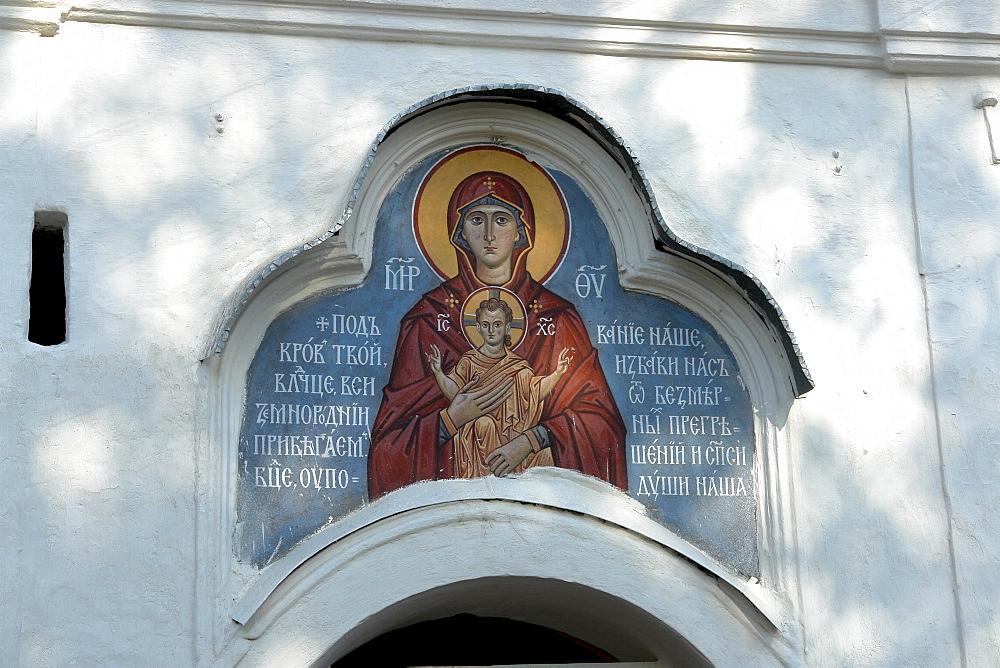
[477,309,510,346]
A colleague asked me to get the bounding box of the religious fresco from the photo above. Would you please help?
[237,146,757,575]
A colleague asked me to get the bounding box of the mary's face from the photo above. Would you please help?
[459,204,520,272]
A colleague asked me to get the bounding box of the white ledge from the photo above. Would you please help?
[883,31,1000,73]
[231,468,785,637]
[0,0,63,35]
[3,0,997,73]
[60,0,884,68]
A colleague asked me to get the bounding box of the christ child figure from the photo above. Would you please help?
[427,297,573,479]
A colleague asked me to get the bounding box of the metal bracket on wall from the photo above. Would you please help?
[976,96,1000,165]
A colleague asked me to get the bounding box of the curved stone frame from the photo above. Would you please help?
[198,87,809,664]
[233,488,799,666]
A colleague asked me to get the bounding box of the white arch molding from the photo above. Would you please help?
[200,92,806,665]
[236,486,795,666]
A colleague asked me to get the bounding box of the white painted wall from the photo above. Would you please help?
[1,1,998,664]
[908,75,1000,664]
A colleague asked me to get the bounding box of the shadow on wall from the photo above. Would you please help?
[0,6,998,662]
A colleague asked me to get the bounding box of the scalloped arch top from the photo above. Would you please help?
[215,83,812,398]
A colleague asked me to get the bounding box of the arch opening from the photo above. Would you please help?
[331,614,618,666]
[314,577,711,668]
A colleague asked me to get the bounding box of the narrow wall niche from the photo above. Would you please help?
[29,211,67,346]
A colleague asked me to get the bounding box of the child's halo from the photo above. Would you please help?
[461,286,527,349]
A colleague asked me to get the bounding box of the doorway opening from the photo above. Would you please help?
[313,576,710,667]
[331,613,618,666]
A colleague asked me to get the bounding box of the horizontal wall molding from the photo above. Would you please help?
[4,0,999,74]
[0,0,62,35]
[882,30,1000,74]
[61,0,885,69]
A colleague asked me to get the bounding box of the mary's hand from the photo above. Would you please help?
[485,434,534,477]
[446,374,513,430]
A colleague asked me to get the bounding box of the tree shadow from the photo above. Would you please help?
[1,3,999,664]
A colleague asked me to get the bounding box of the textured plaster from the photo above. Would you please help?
[907,75,1000,665]
[0,5,997,665]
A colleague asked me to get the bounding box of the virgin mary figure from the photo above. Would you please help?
[367,167,627,499]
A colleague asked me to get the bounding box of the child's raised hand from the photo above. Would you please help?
[426,344,443,373]
[557,347,574,374]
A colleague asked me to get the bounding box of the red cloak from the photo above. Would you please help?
[368,171,627,498]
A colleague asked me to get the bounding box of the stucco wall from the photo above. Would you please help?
[1,2,998,664]
[909,74,1000,664]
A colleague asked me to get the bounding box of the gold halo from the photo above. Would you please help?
[413,146,570,283]
[462,287,527,350]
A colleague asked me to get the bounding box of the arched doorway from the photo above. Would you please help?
[310,574,712,667]
[332,613,618,666]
